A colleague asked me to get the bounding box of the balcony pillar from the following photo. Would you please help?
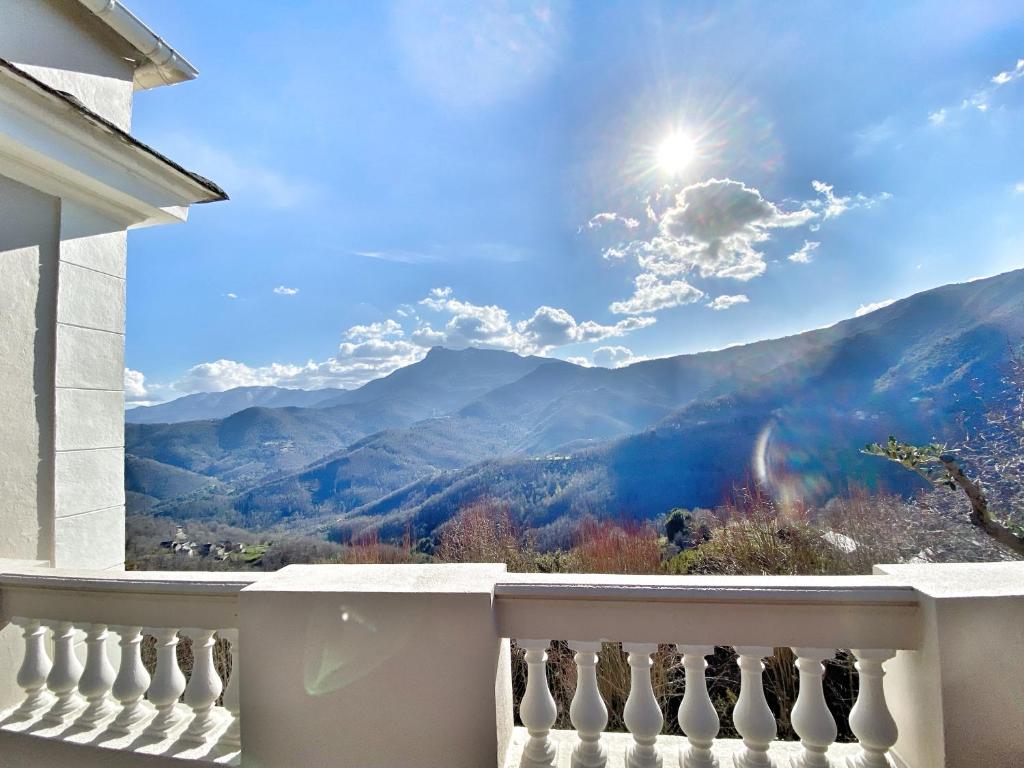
[238,564,512,768]
[875,562,1024,768]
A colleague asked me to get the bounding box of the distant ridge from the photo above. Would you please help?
[126,269,1024,539]
[126,385,342,424]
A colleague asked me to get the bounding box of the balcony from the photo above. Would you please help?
[1,561,1022,768]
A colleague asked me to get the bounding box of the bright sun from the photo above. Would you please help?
[656,131,696,174]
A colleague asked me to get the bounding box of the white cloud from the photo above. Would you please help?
[855,298,897,317]
[273,285,300,296]
[124,368,148,401]
[168,283,660,395]
[586,212,640,230]
[939,57,1024,119]
[807,181,891,226]
[1014,182,1024,195]
[226,292,238,300]
[927,108,947,126]
[788,240,820,264]
[592,345,644,368]
[174,334,428,394]
[707,294,749,311]
[345,319,404,341]
[418,289,655,353]
[991,58,1024,87]
[600,178,889,316]
[610,274,704,315]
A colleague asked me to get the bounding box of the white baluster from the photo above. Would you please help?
[12,618,53,719]
[142,627,186,738]
[623,643,663,768]
[77,624,117,725]
[790,648,837,768]
[182,628,224,743]
[220,628,241,748]
[42,620,85,724]
[676,645,719,768]
[732,646,777,768]
[519,639,558,768]
[568,640,607,768]
[110,625,152,733]
[846,649,898,768]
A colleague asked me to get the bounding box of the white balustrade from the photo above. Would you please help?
[732,647,777,768]
[42,620,85,724]
[790,648,837,768]
[110,625,153,733]
[676,645,719,768]
[142,627,187,738]
[846,649,898,768]
[77,623,117,725]
[12,617,52,719]
[519,639,558,768]
[623,643,663,768]
[220,628,241,748]
[568,641,607,768]
[182,628,224,743]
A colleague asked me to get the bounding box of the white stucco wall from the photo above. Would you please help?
[53,201,127,571]
[0,176,59,563]
[0,0,136,130]
[0,184,127,573]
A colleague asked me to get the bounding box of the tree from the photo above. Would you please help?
[862,436,1024,555]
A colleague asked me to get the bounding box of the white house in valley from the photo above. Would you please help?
[0,3,1022,768]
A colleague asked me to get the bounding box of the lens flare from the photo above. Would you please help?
[655,131,696,175]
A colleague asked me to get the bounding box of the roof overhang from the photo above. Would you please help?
[76,0,199,90]
[0,60,226,229]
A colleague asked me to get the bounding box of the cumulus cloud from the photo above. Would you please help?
[788,240,820,264]
[124,368,148,401]
[598,178,887,316]
[226,292,238,300]
[855,298,897,317]
[610,274,704,314]
[166,283,661,397]
[707,294,749,311]
[928,108,947,126]
[274,285,300,296]
[418,289,655,353]
[345,319,404,341]
[174,336,428,394]
[592,345,644,368]
[1014,182,1024,195]
[586,212,640,230]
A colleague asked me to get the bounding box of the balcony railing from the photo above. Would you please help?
[1,561,1022,768]
[495,575,920,768]
[0,568,258,765]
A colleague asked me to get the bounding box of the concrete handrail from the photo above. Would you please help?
[0,566,262,631]
[494,574,922,649]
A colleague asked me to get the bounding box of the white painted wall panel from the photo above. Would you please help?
[56,261,125,334]
[54,388,124,451]
[54,446,124,518]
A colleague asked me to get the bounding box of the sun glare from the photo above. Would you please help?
[656,131,696,175]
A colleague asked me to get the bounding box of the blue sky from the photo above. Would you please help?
[124,0,1024,404]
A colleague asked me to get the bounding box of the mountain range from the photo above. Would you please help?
[126,269,1024,541]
